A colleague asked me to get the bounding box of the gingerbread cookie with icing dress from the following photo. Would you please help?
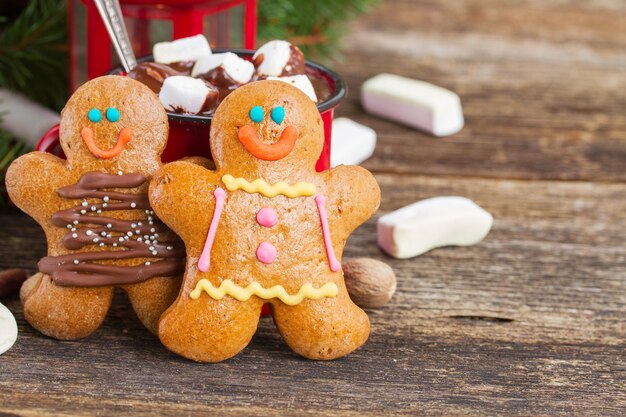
[149,80,381,362]
[6,76,185,340]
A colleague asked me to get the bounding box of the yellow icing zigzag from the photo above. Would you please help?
[190,279,338,306]
[222,174,316,198]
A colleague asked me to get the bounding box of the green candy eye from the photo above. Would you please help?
[271,106,285,124]
[88,108,101,123]
[250,106,264,123]
[106,107,120,122]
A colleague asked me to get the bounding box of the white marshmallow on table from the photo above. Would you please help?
[253,40,293,77]
[191,52,255,84]
[0,302,18,355]
[330,118,377,167]
[361,73,464,137]
[267,75,318,102]
[377,196,493,259]
[153,34,212,64]
[159,76,212,115]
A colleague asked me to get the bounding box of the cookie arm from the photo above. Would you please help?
[149,160,221,253]
[320,165,381,236]
[6,152,67,226]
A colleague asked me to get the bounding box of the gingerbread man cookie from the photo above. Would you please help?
[6,76,184,339]
[149,80,380,362]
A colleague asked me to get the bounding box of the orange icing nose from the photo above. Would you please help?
[81,126,132,159]
[237,125,298,161]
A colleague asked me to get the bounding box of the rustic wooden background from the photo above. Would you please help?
[1,0,625,415]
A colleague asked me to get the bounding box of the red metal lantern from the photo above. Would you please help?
[69,0,257,91]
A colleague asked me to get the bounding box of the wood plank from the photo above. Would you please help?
[332,0,626,181]
[1,174,624,415]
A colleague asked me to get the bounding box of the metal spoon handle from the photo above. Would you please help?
[93,0,137,72]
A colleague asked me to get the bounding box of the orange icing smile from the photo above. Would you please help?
[81,126,132,159]
[237,124,298,161]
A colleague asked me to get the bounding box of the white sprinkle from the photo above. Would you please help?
[119,237,124,242]
[127,231,133,237]
[143,235,149,240]
[66,225,72,229]
[138,237,143,242]
[93,238,99,243]
[144,240,151,245]
[71,228,76,232]
[107,223,112,229]
[86,230,93,236]
[112,243,118,247]
[73,220,79,225]
[103,196,109,202]
[124,236,130,240]
[80,210,87,215]
[73,260,79,265]
[130,202,137,208]
[150,228,156,233]
[82,201,88,207]
[145,261,151,266]
[154,233,159,238]
[96,210,102,214]
[99,243,105,247]
[118,170,123,176]
[135,230,141,235]
[151,250,158,256]
[138,222,143,226]
[167,246,173,250]
[148,221,154,225]
[100,232,107,237]
[102,203,108,208]
[149,246,154,251]
[72,233,78,238]
[91,206,97,211]
[131,223,137,228]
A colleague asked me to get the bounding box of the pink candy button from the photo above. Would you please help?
[256,242,277,264]
[256,207,278,228]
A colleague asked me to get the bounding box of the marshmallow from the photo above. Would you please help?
[330,118,376,167]
[254,40,304,77]
[267,75,318,102]
[377,196,493,259]
[153,34,212,64]
[361,73,464,136]
[0,302,17,355]
[191,52,255,84]
[159,76,218,115]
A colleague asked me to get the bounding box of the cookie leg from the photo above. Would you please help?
[272,284,370,360]
[159,287,264,362]
[123,276,182,335]
[22,273,114,340]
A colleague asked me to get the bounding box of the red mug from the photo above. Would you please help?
[37,49,346,171]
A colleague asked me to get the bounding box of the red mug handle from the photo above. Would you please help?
[37,124,64,157]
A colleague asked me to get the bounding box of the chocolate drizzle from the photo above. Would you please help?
[39,172,184,287]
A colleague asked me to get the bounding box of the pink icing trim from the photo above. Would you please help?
[256,207,278,227]
[314,195,340,272]
[256,241,277,264]
[198,187,227,272]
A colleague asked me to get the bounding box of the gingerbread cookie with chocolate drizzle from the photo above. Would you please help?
[149,81,380,362]
[6,76,185,340]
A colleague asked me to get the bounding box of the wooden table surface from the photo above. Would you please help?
[1,0,625,415]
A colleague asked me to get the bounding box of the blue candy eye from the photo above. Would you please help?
[271,106,285,124]
[88,108,101,123]
[250,106,264,123]
[106,107,120,122]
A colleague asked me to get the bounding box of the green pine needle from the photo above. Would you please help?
[0,0,68,111]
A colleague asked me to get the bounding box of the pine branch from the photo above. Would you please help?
[258,0,379,61]
[0,0,68,111]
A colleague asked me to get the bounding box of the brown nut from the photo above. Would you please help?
[343,258,396,308]
[0,268,27,298]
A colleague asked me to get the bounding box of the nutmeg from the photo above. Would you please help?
[0,268,27,298]
[343,258,396,308]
